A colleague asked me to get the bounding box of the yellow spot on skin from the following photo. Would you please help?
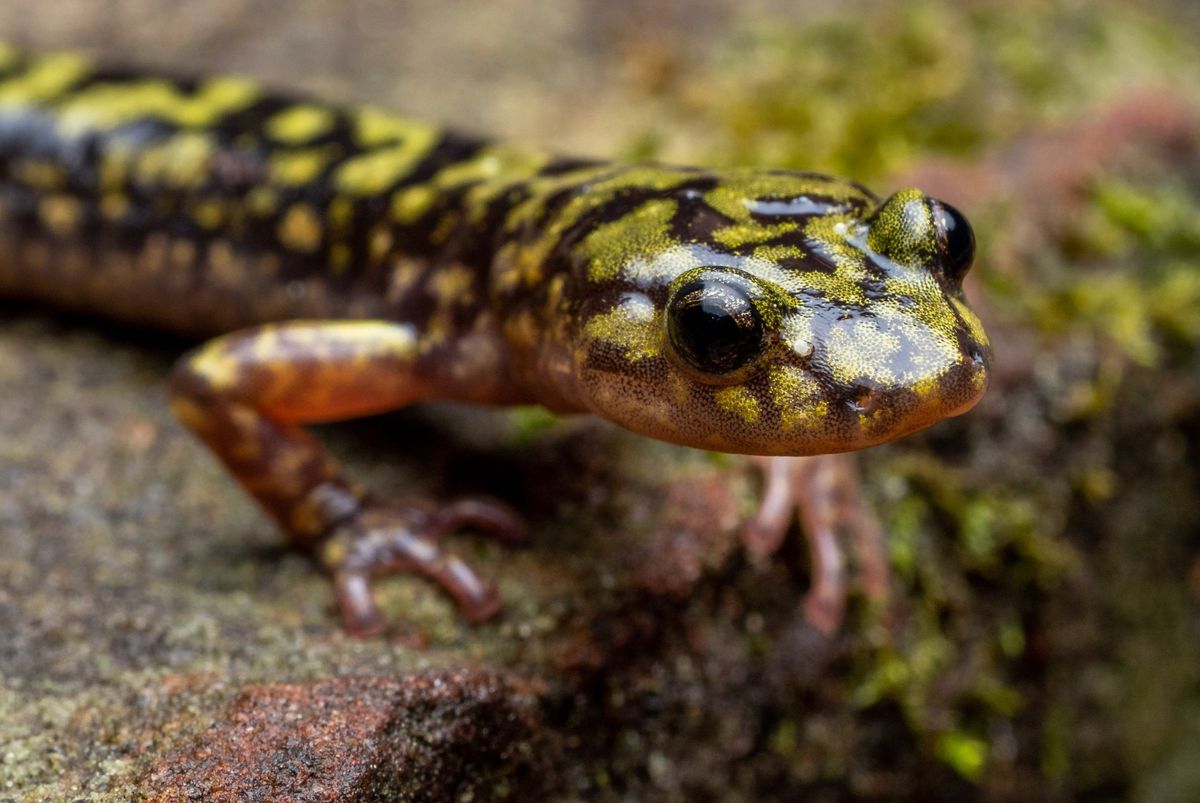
[135,133,215,189]
[909,374,942,404]
[0,52,88,106]
[710,220,797,248]
[52,76,258,134]
[754,244,805,263]
[714,386,761,423]
[445,146,544,184]
[800,269,870,306]
[387,257,424,302]
[592,244,702,288]
[582,294,659,361]
[37,195,82,238]
[193,199,225,230]
[354,105,438,147]
[15,160,68,191]
[269,148,335,185]
[429,264,475,307]
[187,342,243,390]
[770,365,829,433]
[337,320,419,361]
[266,104,336,144]
[579,199,678,282]
[391,185,436,223]
[100,193,129,221]
[278,205,323,254]
[194,77,259,118]
[335,113,439,195]
[420,312,453,353]
[368,226,394,262]
[97,145,134,192]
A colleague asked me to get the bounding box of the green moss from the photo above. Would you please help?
[769,718,799,754]
[936,731,989,781]
[507,405,563,445]
[843,447,1084,778]
[1006,176,1200,371]
[634,0,1197,181]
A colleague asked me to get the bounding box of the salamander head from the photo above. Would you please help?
[568,173,990,455]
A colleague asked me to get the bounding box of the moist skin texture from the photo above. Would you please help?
[0,47,990,635]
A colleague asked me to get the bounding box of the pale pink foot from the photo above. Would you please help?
[741,453,890,635]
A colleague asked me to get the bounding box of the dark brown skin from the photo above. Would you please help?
[0,48,990,634]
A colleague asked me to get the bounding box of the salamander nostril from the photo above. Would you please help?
[848,385,882,414]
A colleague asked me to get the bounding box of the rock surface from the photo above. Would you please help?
[1,1,1199,800]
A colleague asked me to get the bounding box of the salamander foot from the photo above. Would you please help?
[742,453,890,635]
[318,498,527,636]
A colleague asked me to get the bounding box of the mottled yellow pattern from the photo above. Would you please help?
[0,45,990,466]
[714,386,761,423]
[52,76,258,134]
[579,199,678,282]
[582,294,660,362]
[278,204,324,253]
[266,104,337,144]
[0,52,88,105]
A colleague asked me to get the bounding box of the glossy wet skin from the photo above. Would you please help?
[0,50,989,460]
[0,48,991,631]
[554,172,990,455]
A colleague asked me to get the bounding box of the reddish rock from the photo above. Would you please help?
[140,670,554,802]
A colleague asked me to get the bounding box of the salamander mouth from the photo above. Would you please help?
[772,342,990,455]
[939,343,991,418]
[855,344,990,445]
[575,343,990,458]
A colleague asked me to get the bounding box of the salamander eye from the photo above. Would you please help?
[667,278,764,374]
[931,200,975,285]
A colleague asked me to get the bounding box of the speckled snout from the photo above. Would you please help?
[566,179,991,457]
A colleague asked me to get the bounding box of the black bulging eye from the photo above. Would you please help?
[667,278,764,374]
[932,200,975,285]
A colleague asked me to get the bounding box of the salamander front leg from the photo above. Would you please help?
[741,453,890,635]
[169,320,525,635]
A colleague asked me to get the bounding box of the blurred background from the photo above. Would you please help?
[1,0,1197,800]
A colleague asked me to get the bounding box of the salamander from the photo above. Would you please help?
[0,46,990,635]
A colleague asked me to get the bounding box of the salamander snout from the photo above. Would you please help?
[565,171,991,458]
